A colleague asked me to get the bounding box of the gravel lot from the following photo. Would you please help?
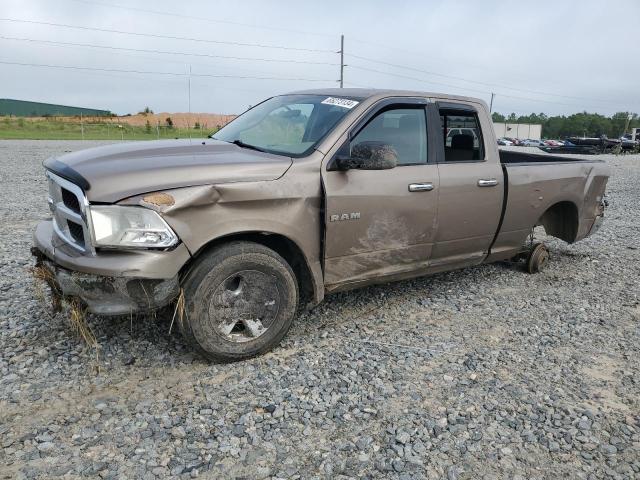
[1,140,639,480]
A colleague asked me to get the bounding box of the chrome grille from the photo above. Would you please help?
[61,187,81,213]
[67,220,85,244]
[46,171,94,254]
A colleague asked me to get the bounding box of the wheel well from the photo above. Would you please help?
[537,201,579,243]
[183,232,315,305]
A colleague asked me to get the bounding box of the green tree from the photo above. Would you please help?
[610,112,632,137]
[492,112,506,122]
[492,110,640,139]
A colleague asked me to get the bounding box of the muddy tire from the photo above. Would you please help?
[180,241,298,362]
[526,242,549,274]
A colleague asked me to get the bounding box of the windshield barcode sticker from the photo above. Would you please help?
[321,97,359,109]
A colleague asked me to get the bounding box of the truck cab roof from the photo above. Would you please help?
[287,88,488,107]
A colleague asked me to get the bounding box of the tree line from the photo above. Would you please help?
[491,111,639,139]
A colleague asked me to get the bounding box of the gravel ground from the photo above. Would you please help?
[1,140,639,480]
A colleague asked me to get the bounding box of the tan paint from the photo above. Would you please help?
[35,88,610,309]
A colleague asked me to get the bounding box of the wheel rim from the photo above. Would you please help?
[537,248,549,269]
[208,269,280,343]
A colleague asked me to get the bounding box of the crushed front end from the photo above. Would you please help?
[32,170,190,315]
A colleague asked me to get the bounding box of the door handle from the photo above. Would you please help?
[408,182,434,192]
[477,179,498,187]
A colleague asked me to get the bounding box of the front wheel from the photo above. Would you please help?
[180,241,299,362]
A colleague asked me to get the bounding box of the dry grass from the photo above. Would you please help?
[32,264,100,368]
[66,299,96,348]
[32,267,49,305]
[31,264,62,313]
[169,288,186,334]
[66,299,100,372]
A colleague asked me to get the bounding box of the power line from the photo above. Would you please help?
[0,37,315,79]
[348,64,491,95]
[347,64,631,110]
[0,60,334,82]
[346,53,629,106]
[349,36,490,71]
[349,37,638,111]
[0,35,339,66]
[0,18,335,53]
[67,0,336,39]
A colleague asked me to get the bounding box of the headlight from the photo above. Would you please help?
[89,205,178,248]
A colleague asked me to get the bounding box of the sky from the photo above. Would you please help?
[1,0,638,117]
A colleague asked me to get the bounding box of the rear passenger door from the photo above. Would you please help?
[428,102,503,269]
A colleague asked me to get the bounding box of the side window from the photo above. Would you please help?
[351,107,427,166]
[440,110,484,162]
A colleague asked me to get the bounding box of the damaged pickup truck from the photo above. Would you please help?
[33,89,610,362]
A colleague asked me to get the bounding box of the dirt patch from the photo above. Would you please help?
[582,354,632,414]
[19,112,237,130]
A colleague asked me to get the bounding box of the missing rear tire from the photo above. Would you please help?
[527,242,549,274]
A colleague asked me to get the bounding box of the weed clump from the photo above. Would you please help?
[169,288,186,334]
[32,265,100,368]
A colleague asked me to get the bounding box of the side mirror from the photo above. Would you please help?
[335,141,398,171]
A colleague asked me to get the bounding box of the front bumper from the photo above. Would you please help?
[33,220,190,315]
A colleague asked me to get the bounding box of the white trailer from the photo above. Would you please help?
[493,122,542,140]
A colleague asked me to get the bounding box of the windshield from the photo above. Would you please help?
[212,94,361,157]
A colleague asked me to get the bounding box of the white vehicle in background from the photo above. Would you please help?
[497,138,514,146]
[522,139,544,147]
[620,135,638,149]
[446,127,480,148]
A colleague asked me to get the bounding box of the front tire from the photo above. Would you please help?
[180,241,299,362]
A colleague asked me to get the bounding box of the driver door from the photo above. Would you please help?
[322,100,440,291]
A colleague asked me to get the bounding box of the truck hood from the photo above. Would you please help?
[43,139,293,203]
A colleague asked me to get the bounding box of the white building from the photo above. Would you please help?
[493,122,542,140]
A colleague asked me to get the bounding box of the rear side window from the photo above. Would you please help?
[351,107,427,165]
[440,110,484,162]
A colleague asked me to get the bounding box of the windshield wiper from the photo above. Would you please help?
[230,139,265,152]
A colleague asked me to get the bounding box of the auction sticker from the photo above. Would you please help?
[321,97,359,109]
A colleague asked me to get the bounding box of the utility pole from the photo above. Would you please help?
[623,113,633,136]
[188,65,192,139]
[489,92,495,113]
[339,34,344,88]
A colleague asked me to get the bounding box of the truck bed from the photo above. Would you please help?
[488,150,609,262]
